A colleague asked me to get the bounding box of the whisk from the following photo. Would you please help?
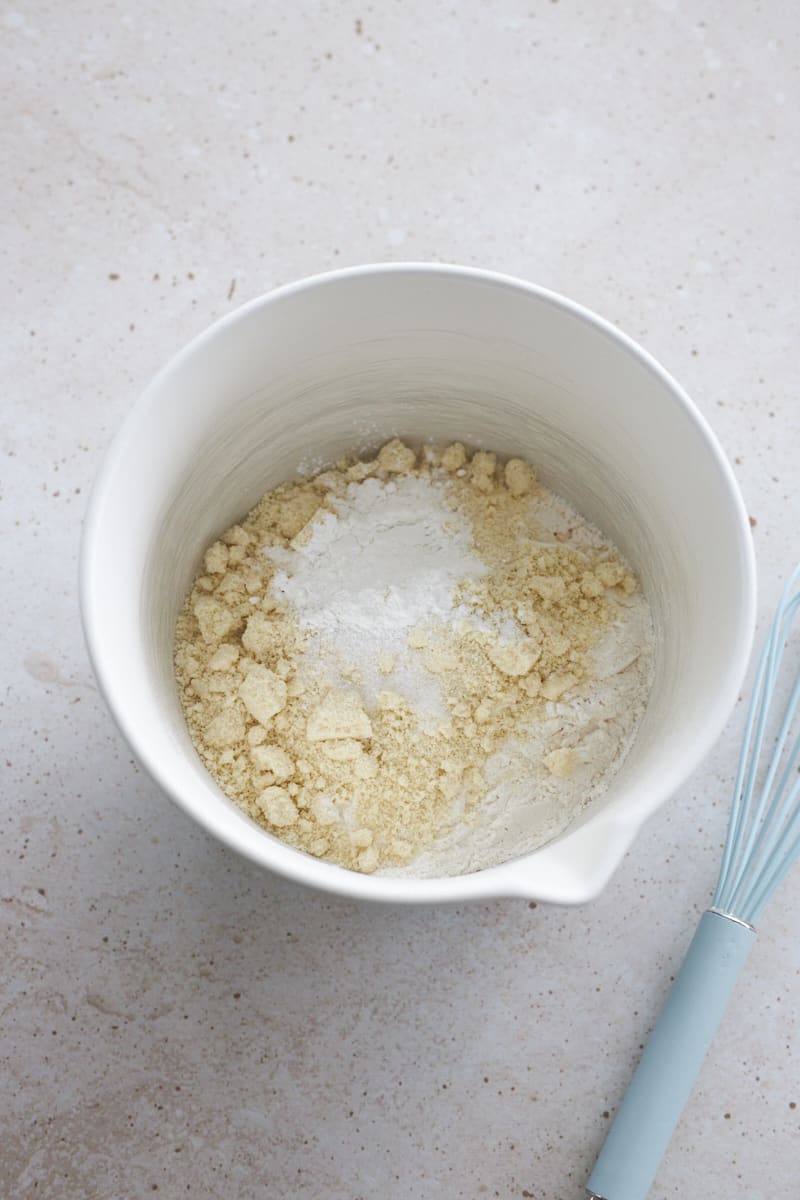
[587,563,800,1200]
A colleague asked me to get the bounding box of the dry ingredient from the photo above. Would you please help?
[175,440,654,876]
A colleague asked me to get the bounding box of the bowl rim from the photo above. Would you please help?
[80,261,757,905]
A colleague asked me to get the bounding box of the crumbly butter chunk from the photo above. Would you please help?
[530,575,568,604]
[319,739,365,761]
[357,845,380,873]
[207,643,240,671]
[204,706,245,748]
[350,828,373,849]
[594,560,626,588]
[278,491,321,539]
[257,785,298,826]
[239,665,288,725]
[470,450,497,492]
[504,458,536,497]
[377,438,416,473]
[203,540,229,575]
[440,442,467,471]
[485,638,541,677]
[223,524,250,546]
[193,596,235,643]
[541,671,579,701]
[251,744,294,779]
[543,747,576,778]
[242,611,279,659]
[311,793,340,826]
[306,691,373,741]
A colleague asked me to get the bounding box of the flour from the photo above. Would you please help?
[266,474,488,720]
[384,594,652,876]
[174,439,655,877]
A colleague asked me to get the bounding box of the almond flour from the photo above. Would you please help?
[174,440,654,876]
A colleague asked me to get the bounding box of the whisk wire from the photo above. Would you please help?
[713,635,769,906]
[714,609,778,911]
[720,640,775,900]
[713,585,797,902]
[724,671,800,915]
[730,680,800,913]
[745,773,800,922]
[713,565,800,924]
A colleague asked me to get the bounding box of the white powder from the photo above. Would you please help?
[178,441,655,878]
[266,473,489,720]
[386,592,653,877]
[264,467,654,877]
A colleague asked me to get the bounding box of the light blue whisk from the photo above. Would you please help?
[587,563,800,1200]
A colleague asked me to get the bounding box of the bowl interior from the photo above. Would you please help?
[83,267,754,901]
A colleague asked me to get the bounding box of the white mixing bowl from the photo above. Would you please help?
[80,264,756,904]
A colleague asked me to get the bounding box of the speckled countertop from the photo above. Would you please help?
[3,3,799,1197]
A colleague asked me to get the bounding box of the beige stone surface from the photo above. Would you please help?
[3,1,799,1197]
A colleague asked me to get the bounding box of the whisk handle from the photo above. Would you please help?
[586,909,756,1200]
